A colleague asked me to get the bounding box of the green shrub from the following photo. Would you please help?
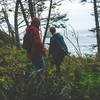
[0,46,100,100]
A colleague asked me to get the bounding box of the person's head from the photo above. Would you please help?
[50,27,56,35]
[31,17,40,29]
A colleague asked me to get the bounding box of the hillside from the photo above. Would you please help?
[0,30,13,46]
[0,44,100,100]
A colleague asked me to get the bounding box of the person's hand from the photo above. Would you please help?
[42,51,46,56]
[41,48,47,56]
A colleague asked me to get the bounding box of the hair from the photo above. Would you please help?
[50,27,56,34]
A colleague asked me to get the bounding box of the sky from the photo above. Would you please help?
[0,0,97,55]
[59,0,95,31]
[54,0,97,55]
[1,0,95,33]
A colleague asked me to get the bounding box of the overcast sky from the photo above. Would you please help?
[60,1,95,31]
[56,0,97,55]
[1,0,95,32]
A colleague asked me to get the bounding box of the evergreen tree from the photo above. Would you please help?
[81,0,100,55]
[0,0,68,48]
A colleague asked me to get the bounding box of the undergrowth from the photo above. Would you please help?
[0,46,100,100]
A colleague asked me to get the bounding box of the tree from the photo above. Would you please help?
[81,0,100,55]
[0,0,16,46]
[2,9,15,45]
[43,0,52,45]
[0,0,68,49]
[14,0,20,49]
[28,0,35,20]
[19,0,29,26]
[43,0,68,45]
[93,0,100,55]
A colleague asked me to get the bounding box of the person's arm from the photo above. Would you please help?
[35,31,46,56]
[29,28,46,56]
[48,46,51,57]
[40,43,46,56]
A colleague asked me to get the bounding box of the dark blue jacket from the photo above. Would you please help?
[49,33,68,62]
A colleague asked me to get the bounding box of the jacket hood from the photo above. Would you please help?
[32,17,40,27]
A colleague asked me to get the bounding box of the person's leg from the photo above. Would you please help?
[33,57,46,73]
[31,59,35,68]
[32,58,41,68]
[29,58,45,78]
[55,58,63,74]
[40,57,46,68]
[56,62,61,73]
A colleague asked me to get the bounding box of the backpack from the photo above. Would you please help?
[23,29,32,51]
[51,33,68,56]
[56,33,68,55]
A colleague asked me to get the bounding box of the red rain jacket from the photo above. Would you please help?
[26,25,46,60]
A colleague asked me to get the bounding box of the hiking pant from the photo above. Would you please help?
[54,58,64,73]
[32,57,46,68]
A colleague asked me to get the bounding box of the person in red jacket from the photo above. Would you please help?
[26,17,46,73]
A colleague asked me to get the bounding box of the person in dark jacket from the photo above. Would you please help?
[26,17,46,73]
[48,27,68,74]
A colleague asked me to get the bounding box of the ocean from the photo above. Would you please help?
[45,29,97,56]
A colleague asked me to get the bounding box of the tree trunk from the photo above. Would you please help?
[28,0,35,20]
[94,0,100,55]
[19,0,29,26]
[15,0,20,49]
[2,9,15,45]
[43,0,52,45]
